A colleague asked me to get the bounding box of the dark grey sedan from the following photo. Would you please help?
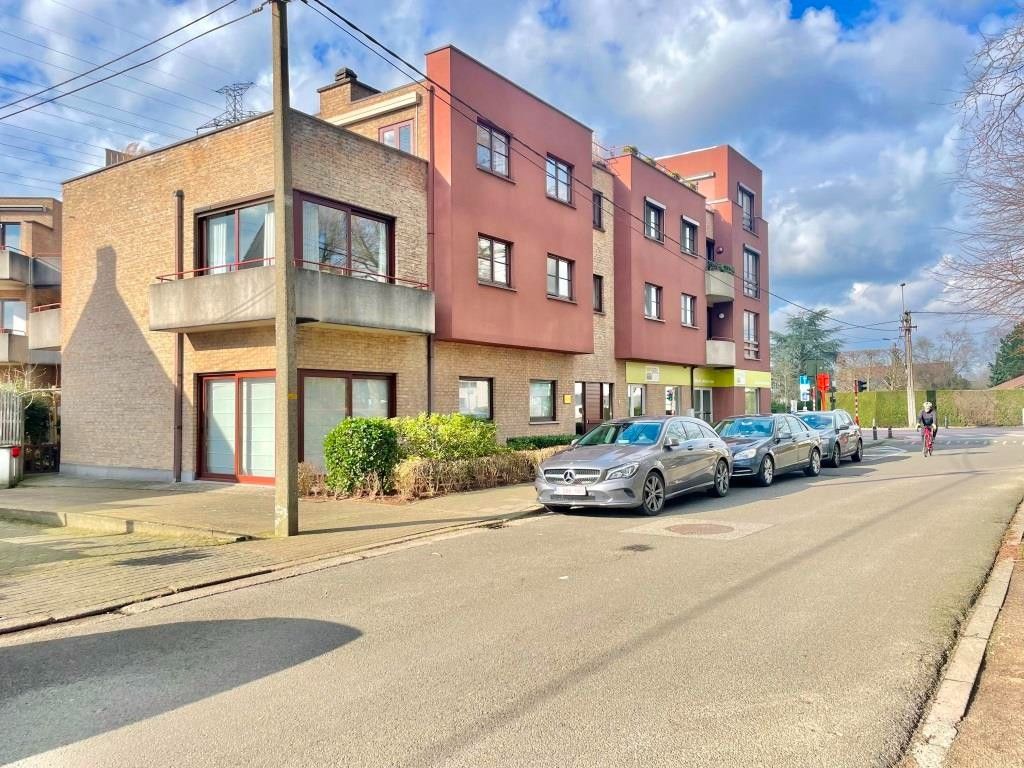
[714,414,822,487]
[535,417,733,516]
[797,410,864,467]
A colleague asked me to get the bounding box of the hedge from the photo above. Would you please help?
[323,418,401,495]
[832,389,1024,427]
[506,434,576,450]
[393,413,498,461]
[394,447,563,499]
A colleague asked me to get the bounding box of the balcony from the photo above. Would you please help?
[0,249,60,287]
[705,264,735,304]
[28,305,61,350]
[149,261,435,335]
[706,338,736,368]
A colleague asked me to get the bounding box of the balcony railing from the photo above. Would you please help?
[706,337,736,368]
[150,258,434,334]
[28,304,61,351]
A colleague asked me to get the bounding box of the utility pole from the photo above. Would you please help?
[271,0,298,536]
[900,282,917,429]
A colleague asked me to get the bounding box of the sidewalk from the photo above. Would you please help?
[945,543,1024,767]
[0,479,542,633]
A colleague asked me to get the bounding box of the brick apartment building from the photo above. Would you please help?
[0,197,62,389]
[59,45,770,483]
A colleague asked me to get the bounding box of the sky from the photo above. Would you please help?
[0,0,1019,362]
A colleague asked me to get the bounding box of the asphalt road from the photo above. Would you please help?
[2,434,1023,768]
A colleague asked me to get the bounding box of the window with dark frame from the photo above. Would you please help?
[743,247,760,298]
[593,274,604,313]
[379,120,413,153]
[738,185,756,232]
[547,254,573,300]
[592,190,604,229]
[458,377,493,420]
[681,293,696,327]
[744,310,760,359]
[199,200,274,274]
[644,282,662,320]
[529,379,556,422]
[298,195,393,282]
[546,156,573,203]
[644,199,664,241]
[477,235,510,287]
[681,218,698,254]
[476,122,510,177]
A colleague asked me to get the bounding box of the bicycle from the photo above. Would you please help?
[919,425,936,457]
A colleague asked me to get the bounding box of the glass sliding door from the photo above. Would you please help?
[199,371,275,483]
[302,376,348,470]
[204,378,237,477]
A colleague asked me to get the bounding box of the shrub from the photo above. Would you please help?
[506,434,576,451]
[297,461,329,498]
[323,418,400,496]
[394,447,563,500]
[392,413,498,460]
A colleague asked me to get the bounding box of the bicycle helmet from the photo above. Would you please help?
[923,401,934,412]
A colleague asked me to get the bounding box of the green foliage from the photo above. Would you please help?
[392,413,498,461]
[323,418,400,495]
[771,310,843,404]
[505,434,576,450]
[394,447,564,499]
[989,322,1024,385]
[833,389,1024,427]
[707,262,735,275]
[24,401,51,445]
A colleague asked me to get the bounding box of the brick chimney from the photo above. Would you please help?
[318,67,380,120]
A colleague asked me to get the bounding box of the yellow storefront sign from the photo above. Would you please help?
[631,364,772,389]
[624,362,692,386]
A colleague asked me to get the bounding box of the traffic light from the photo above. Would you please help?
[855,380,868,393]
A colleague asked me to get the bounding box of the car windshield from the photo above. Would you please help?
[577,421,664,446]
[800,414,834,429]
[715,417,774,438]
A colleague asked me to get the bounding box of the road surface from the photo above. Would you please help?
[2,434,1022,767]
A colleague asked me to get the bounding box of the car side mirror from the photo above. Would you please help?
[774,435,782,444]
[837,424,849,432]
[570,438,579,447]
[666,437,680,448]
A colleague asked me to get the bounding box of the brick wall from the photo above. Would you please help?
[318,80,431,163]
[432,340,576,440]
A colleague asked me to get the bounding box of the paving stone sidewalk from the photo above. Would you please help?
[945,552,1024,768]
[0,483,541,632]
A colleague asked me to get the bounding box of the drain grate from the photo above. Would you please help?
[621,518,773,541]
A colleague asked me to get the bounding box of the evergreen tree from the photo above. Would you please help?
[989,322,1024,385]
[770,310,843,403]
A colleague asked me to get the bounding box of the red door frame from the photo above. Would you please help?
[197,370,276,485]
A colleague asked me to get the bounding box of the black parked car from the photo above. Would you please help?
[714,414,822,487]
[797,410,864,467]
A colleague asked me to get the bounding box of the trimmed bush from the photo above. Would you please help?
[323,418,400,496]
[506,434,576,451]
[392,413,498,461]
[394,447,563,500]
[832,389,1024,427]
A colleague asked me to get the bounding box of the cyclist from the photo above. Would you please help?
[917,401,938,457]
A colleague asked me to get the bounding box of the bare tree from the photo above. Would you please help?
[942,11,1024,321]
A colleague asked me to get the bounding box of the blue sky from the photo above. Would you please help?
[0,0,1018,357]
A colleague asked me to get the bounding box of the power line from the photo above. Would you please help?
[0,153,96,175]
[42,0,273,97]
[303,0,900,335]
[0,42,221,117]
[0,140,99,168]
[0,4,267,123]
[8,8,270,107]
[0,122,114,153]
[0,169,64,186]
[0,1,240,112]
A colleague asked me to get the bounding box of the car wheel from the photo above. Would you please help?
[756,455,775,487]
[708,459,730,498]
[851,440,863,463]
[804,448,822,477]
[827,443,841,468]
[640,472,665,516]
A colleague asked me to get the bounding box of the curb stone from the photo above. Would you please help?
[0,506,544,636]
[0,506,250,543]
[907,504,1024,768]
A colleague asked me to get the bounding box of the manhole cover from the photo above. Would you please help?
[667,523,734,536]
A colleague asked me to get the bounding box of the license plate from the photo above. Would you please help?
[558,485,588,497]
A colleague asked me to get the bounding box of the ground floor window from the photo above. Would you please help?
[529,380,556,423]
[664,386,683,416]
[299,371,395,469]
[627,384,645,417]
[745,387,760,415]
[459,377,493,420]
[601,383,613,421]
[199,371,275,483]
[574,382,585,434]
[694,387,713,424]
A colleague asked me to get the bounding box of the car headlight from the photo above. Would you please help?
[734,448,757,460]
[606,462,639,480]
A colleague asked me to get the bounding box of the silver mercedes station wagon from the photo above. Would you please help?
[535,416,732,516]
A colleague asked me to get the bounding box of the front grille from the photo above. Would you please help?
[543,467,602,485]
